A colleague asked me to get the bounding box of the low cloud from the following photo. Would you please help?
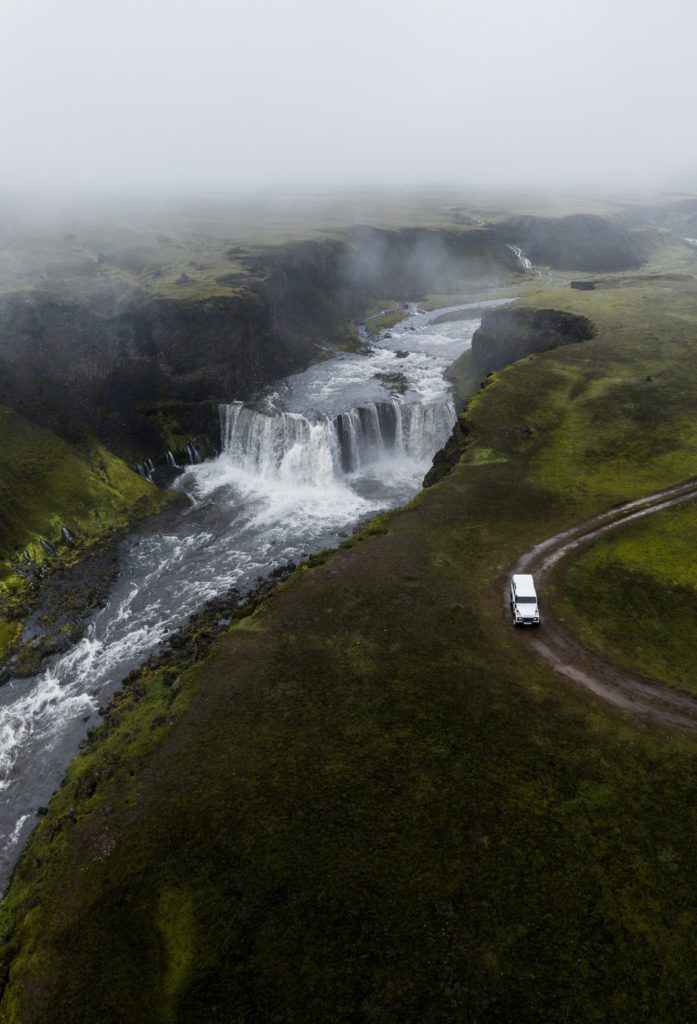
[1,0,695,197]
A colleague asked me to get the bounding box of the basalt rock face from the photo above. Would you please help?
[423,418,469,488]
[0,281,331,455]
[493,214,644,272]
[0,289,276,454]
[471,307,595,377]
[0,230,516,457]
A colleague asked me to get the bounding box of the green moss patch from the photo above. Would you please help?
[0,619,21,661]
[157,888,195,1018]
[467,446,509,465]
[365,305,410,337]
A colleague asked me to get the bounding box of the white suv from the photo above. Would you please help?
[510,573,540,626]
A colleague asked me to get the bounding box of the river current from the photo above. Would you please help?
[0,297,509,891]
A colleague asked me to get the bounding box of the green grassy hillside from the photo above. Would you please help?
[0,407,171,659]
[4,246,697,1022]
[0,407,168,563]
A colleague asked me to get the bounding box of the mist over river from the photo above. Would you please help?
[0,298,510,890]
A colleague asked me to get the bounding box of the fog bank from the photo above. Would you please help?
[2,0,696,196]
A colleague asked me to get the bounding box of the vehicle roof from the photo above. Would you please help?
[512,573,537,595]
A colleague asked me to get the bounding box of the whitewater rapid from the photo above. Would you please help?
[0,297,510,890]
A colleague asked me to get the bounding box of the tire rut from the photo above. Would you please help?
[508,478,697,732]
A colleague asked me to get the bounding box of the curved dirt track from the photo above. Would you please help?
[509,478,697,732]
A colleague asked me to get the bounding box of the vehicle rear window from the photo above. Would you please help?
[516,596,536,603]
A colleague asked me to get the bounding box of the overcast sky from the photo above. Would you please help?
[2,0,696,196]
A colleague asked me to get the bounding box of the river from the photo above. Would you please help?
[0,297,509,891]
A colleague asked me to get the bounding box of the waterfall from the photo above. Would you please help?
[219,403,340,486]
[507,244,534,271]
[219,397,455,486]
[167,450,178,468]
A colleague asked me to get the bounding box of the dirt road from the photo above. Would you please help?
[509,478,697,732]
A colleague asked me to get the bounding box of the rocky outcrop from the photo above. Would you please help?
[423,418,470,487]
[471,307,595,377]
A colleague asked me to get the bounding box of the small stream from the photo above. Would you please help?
[0,297,510,891]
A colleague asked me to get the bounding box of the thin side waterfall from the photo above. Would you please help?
[187,441,201,465]
[507,244,534,271]
[219,397,456,484]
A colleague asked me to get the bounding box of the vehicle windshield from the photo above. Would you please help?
[516,596,536,603]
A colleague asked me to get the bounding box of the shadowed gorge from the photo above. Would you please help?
[0,294,506,895]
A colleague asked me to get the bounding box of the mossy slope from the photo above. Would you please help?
[0,406,171,660]
[0,406,167,565]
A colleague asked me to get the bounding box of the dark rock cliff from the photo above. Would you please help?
[493,214,644,272]
[0,290,276,452]
[0,229,516,458]
[471,307,595,377]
